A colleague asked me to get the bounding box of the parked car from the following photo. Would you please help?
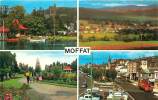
[138,79,154,92]
[86,87,100,94]
[81,80,87,88]
[81,84,87,88]
[79,94,100,100]
[107,90,128,100]
[86,87,103,99]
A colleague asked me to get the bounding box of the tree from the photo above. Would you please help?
[0,52,19,81]
[106,69,117,81]
[35,58,41,74]
[22,15,48,35]
[9,6,25,19]
[53,68,63,79]
[71,59,77,71]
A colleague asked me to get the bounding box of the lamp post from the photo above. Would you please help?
[91,53,93,100]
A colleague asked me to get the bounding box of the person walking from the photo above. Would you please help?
[25,71,30,84]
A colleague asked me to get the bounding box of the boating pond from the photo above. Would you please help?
[0,40,76,50]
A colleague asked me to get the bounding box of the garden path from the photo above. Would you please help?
[19,78,77,100]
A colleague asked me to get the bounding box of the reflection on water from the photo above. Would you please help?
[0,40,76,50]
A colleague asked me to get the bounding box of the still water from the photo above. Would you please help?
[0,40,76,50]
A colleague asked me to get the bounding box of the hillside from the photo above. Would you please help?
[80,6,158,23]
[44,7,77,17]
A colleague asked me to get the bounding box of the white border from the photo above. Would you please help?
[77,0,79,99]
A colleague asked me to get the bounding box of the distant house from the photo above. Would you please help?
[64,65,73,73]
[114,59,129,66]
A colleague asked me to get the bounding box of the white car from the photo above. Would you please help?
[107,90,128,100]
[86,87,100,93]
[79,94,100,100]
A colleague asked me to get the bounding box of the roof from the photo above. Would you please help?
[0,26,10,33]
[19,24,28,30]
[64,66,73,71]
[13,19,28,30]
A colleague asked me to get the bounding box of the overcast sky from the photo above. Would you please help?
[80,50,158,65]
[11,51,76,70]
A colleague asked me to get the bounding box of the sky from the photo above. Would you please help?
[79,51,158,65]
[0,0,76,13]
[1,0,157,13]
[80,0,158,8]
[11,51,77,70]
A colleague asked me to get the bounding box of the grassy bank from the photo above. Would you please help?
[20,35,77,41]
[47,36,77,41]
[0,75,23,89]
[80,33,117,41]
[80,41,158,46]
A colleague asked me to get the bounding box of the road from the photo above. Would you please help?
[116,77,158,100]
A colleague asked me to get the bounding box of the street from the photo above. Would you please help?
[79,72,158,100]
[116,77,158,100]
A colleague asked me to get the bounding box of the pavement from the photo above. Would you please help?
[20,78,77,100]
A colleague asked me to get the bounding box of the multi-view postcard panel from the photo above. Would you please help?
[79,51,158,100]
[79,0,158,50]
[0,0,158,100]
[0,51,77,100]
[0,0,77,50]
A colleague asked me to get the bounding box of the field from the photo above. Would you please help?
[80,41,158,50]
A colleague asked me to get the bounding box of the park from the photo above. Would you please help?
[0,51,77,100]
[0,0,77,50]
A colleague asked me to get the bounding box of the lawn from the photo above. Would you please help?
[80,33,118,41]
[0,74,23,89]
[47,35,77,41]
[80,41,158,50]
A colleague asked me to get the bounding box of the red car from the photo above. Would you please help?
[138,79,154,92]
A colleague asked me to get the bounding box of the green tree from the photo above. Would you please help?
[9,6,25,19]
[106,69,117,81]
[52,68,63,79]
[22,16,48,35]
[35,58,41,74]
[0,52,19,81]
[71,59,77,71]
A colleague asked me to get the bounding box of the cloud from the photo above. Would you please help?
[11,51,76,70]
[79,0,158,8]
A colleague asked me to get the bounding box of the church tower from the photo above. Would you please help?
[107,55,111,70]
[35,58,41,73]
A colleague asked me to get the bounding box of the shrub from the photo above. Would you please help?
[88,36,96,41]
[102,35,110,41]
